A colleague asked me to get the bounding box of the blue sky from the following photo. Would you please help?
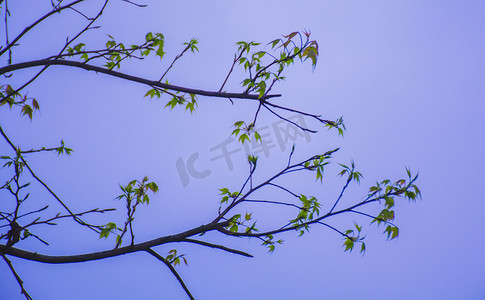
[1,1,485,299]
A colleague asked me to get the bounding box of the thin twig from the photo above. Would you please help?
[0,0,109,105]
[242,199,301,209]
[0,125,101,233]
[146,248,194,300]
[4,0,12,64]
[317,222,346,236]
[263,103,317,133]
[17,206,49,219]
[1,253,33,300]
[264,101,336,126]
[183,238,253,257]
[159,43,191,82]
[69,7,91,20]
[20,146,59,154]
[267,183,299,198]
[0,0,86,57]
[121,0,147,7]
[349,210,397,227]
[328,176,352,214]
[219,48,245,92]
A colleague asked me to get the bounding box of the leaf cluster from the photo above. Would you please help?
[236,30,319,99]
[0,2,421,295]
[64,32,166,70]
[0,84,39,120]
[101,177,158,247]
[343,222,366,253]
[261,234,283,253]
[231,121,261,144]
[165,249,188,267]
[290,194,321,236]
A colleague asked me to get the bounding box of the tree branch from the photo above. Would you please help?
[263,103,317,133]
[182,238,253,257]
[0,59,282,101]
[1,253,33,300]
[0,0,86,57]
[146,248,194,300]
[242,199,301,210]
[0,221,229,263]
[0,125,101,233]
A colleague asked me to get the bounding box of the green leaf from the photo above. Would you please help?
[99,222,117,239]
[144,88,160,99]
[185,38,199,52]
[239,134,249,144]
[104,61,116,70]
[247,154,258,166]
[233,121,244,127]
[147,182,159,192]
[106,40,116,49]
[230,223,238,232]
[283,31,298,40]
[384,226,399,240]
[343,238,354,252]
[354,222,362,233]
[220,196,229,204]
[254,131,261,142]
[268,39,281,49]
[257,81,266,98]
[384,196,394,209]
[21,105,33,119]
[32,99,40,110]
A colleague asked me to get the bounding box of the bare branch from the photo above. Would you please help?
[267,183,300,198]
[264,101,337,127]
[159,43,191,82]
[263,103,317,133]
[146,248,194,300]
[219,48,245,92]
[242,199,301,210]
[316,222,346,237]
[24,208,115,228]
[328,175,352,214]
[20,146,59,154]
[182,238,253,257]
[0,125,102,233]
[0,0,86,57]
[121,0,147,7]
[4,0,12,64]
[1,253,33,300]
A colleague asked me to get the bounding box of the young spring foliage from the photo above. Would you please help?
[100,177,159,248]
[0,2,420,296]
